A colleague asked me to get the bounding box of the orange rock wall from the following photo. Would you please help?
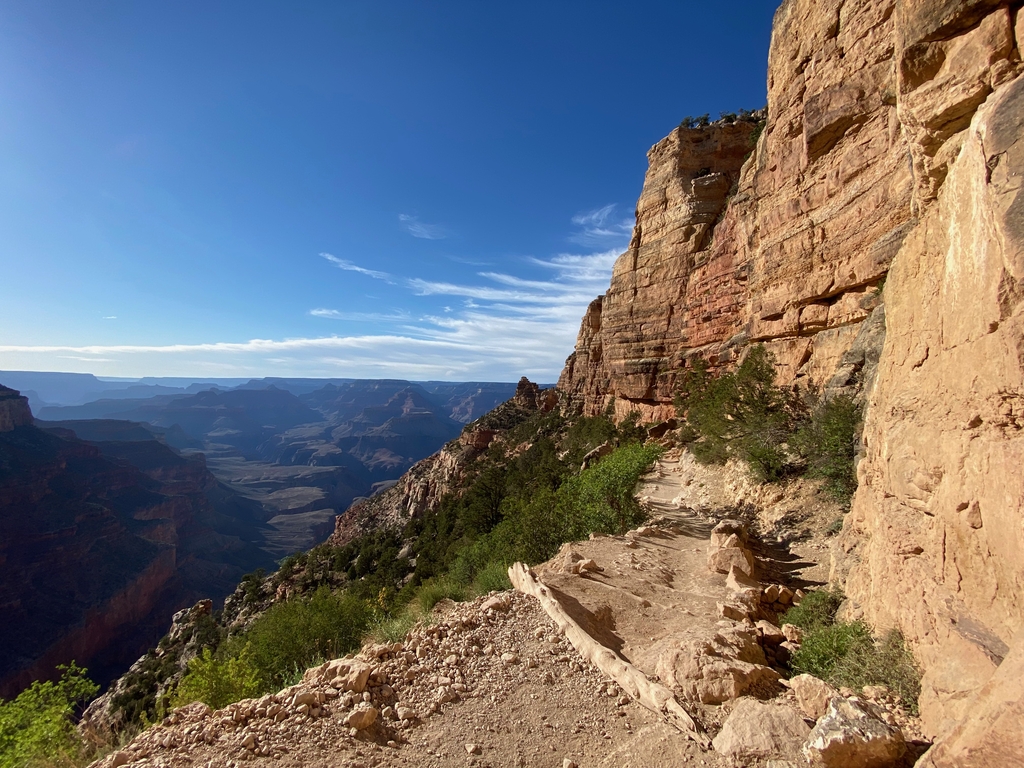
[844,1,1024,753]
[559,0,1024,753]
[559,0,914,421]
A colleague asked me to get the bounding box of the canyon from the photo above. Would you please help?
[8,0,1024,765]
[0,378,517,698]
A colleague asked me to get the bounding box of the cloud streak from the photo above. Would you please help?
[568,204,633,247]
[398,214,446,240]
[309,308,410,322]
[5,213,629,381]
[320,252,393,282]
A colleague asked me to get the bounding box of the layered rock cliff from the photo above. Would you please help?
[558,0,1024,757]
[0,390,274,697]
[560,0,916,421]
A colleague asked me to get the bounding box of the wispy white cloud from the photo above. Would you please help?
[398,214,447,240]
[569,204,633,247]
[309,308,410,321]
[6,215,627,381]
[102,316,117,320]
[320,252,393,282]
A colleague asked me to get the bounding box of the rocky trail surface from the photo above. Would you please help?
[93,457,924,768]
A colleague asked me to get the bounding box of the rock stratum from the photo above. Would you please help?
[0,389,275,698]
[558,0,1024,761]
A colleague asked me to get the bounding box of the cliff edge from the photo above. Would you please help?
[558,0,1024,759]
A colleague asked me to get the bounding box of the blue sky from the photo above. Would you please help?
[0,1,776,381]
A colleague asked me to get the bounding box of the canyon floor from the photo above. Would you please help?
[93,455,926,768]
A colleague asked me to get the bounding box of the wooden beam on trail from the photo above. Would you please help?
[508,562,711,749]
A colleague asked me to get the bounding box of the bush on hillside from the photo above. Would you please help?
[415,576,468,614]
[781,587,844,633]
[232,587,371,691]
[0,663,98,768]
[557,442,663,535]
[794,393,862,503]
[782,589,921,714]
[675,346,800,481]
[172,646,261,710]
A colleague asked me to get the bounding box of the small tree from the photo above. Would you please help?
[794,394,862,503]
[675,346,799,481]
[0,664,98,768]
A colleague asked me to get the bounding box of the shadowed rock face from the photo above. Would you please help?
[0,393,274,697]
[0,386,32,432]
[558,0,1024,755]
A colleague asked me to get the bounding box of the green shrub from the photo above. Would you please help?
[783,589,922,714]
[171,646,261,710]
[794,394,862,503]
[781,587,844,632]
[561,416,617,468]
[239,586,371,690]
[416,577,468,614]
[616,410,647,445]
[675,346,799,481]
[472,560,512,594]
[0,663,98,768]
[831,629,921,714]
[557,443,662,535]
[367,609,418,645]
[790,620,873,680]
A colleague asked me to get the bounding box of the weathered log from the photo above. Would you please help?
[509,562,710,748]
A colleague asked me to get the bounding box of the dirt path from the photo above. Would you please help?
[95,454,841,768]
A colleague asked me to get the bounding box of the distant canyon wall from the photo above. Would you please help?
[557,0,1024,757]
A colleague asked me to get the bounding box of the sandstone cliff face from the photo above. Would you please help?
[558,0,1024,754]
[842,2,1024,752]
[559,0,914,421]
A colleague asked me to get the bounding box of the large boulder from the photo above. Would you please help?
[660,625,781,704]
[791,674,840,720]
[712,698,811,759]
[803,696,906,767]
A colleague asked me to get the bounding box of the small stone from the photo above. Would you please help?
[481,595,510,612]
[763,584,780,602]
[345,706,379,730]
[563,760,578,768]
[241,733,255,750]
[465,743,482,755]
[719,602,749,621]
[756,620,786,644]
[396,706,418,721]
[501,652,520,665]
[109,751,131,768]
[781,624,803,643]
